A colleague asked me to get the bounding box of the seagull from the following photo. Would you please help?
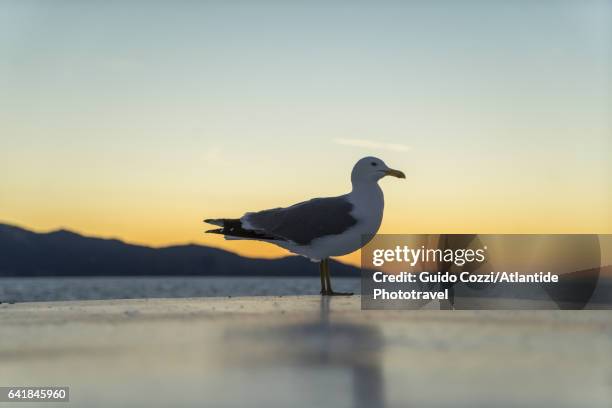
[205,156,405,296]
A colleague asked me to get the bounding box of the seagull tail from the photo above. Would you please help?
[204,218,231,227]
[203,218,281,241]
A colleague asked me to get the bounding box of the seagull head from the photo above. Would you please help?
[351,156,406,183]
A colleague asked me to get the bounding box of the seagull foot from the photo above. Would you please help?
[321,290,354,296]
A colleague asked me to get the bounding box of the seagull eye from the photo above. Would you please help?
[371,162,377,166]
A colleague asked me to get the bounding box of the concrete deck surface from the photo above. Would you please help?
[1,296,611,407]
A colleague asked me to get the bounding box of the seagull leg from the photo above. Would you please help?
[323,259,332,294]
[319,260,328,294]
[322,258,353,296]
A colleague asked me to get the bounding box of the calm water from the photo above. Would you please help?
[0,277,361,303]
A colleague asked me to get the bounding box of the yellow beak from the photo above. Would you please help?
[385,168,406,179]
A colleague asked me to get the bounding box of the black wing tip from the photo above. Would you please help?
[204,218,225,227]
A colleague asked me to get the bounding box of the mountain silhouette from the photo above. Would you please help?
[0,223,360,277]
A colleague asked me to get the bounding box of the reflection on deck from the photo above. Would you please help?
[223,297,385,408]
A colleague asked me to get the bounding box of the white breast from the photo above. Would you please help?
[348,183,385,240]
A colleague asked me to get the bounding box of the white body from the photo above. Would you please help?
[274,183,384,261]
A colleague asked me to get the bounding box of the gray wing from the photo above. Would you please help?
[243,196,358,245]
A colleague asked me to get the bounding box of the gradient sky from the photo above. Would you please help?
[1,0,611,265]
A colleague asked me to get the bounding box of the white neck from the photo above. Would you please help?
[349,180,384,211]
[351,180,381,194]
